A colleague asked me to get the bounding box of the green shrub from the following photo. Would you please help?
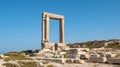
[47,65,54,67]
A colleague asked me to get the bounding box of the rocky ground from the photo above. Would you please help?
[42,62,116,67]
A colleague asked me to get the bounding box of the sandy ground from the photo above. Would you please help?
[43,62,116,67]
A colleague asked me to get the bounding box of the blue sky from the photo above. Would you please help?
[0,0,120,53]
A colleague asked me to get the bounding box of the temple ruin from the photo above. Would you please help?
[41,12,66,51]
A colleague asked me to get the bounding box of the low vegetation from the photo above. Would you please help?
[105,42,120,49]
[68,40,105,49]
[18,61,38,67]
[115,54,120,58]
[68,39,120,49]
[42,60,49,64]
[0,56,2,59]
[3,63,19,67]
[47,65,54,67]
[3,62,44,67]
[63,50,70,58]
[4,52,32,61]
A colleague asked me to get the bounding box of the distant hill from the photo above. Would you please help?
[67,39,120,49]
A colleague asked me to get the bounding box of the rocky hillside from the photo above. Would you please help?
[67,39,120,49]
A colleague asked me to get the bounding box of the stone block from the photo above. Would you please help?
[89,57,107,63]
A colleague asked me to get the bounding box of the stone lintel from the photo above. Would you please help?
[43,12,64,20]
